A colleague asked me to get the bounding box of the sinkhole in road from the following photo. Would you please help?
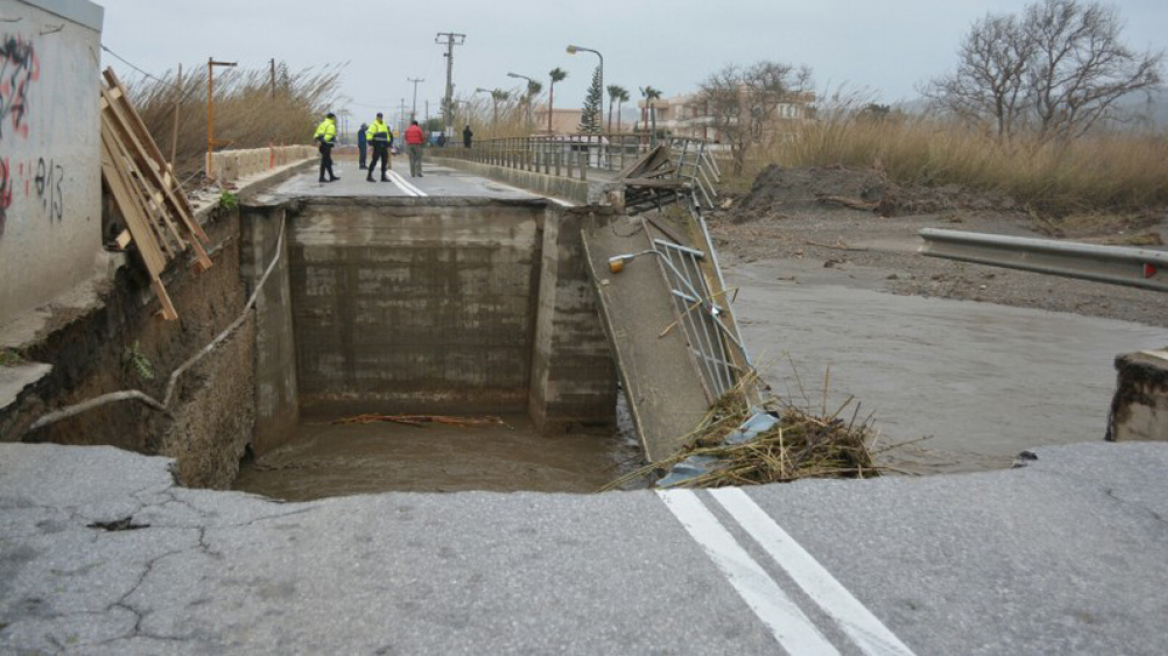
[231,197,642,500]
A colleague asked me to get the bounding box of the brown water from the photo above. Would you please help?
[232,414,643,501]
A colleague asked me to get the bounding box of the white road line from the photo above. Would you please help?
[388,170,427,196]
[657,489,840,655]
[711,488,916,656]
[382,170,418,196]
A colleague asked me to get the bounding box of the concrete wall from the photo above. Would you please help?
[529,207,616,431]
[431,157,592,205]
[241,204,299,455]
[208,146,316,185]
[0,0,103,327]
[289,198,545,416]
[1108,350,1168,442]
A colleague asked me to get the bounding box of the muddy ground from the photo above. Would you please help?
[709,165,1167,328]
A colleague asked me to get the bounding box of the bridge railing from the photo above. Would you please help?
[439,133,718,181]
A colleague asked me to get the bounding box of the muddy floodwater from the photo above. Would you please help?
[728,260,1168,474]
[233,415,642,501]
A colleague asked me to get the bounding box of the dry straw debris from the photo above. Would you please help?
[605,371,887,490]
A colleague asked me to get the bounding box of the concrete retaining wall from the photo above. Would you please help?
[529,207,617,431]
[289,198,545,416]
[208,146,316,185]
[1108,350,1168,441]
[241,205,299,456]
[0,0,103,328]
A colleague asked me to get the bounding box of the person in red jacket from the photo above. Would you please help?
[404,120,426,178]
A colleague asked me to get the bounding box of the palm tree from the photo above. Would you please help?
[614,87,630,132]
[490,89,510,128]
[606,84,627,133]
[525,80,543,131]
[547,67,567,134]
[640,86,663,146]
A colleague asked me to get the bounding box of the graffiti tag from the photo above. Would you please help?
[34,157,63,221]
[0,35,39,140]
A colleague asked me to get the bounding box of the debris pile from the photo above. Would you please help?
[605,378,880,490]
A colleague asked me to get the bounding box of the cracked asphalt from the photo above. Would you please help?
[2,441,1167,654]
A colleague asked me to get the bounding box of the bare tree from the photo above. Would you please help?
[924,0,1163,142]
[697,61,813,174]
[1025,0,1162,140]
[923,13,1033,142]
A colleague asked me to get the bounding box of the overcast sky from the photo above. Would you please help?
[95,0,1167,122]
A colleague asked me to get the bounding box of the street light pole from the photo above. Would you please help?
[408,77,424,121]
[507,72,537,131]
[566,45,603,132]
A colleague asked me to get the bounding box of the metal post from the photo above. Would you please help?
[206,57,238,180]
[169,63,181,171]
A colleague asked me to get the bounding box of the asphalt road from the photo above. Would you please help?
[2,441,1166,654]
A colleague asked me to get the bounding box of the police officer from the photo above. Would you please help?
[313,112,339,183]
[366,113,393,182]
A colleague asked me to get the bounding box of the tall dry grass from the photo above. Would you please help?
[455,93,537,140]
[125,62,343,179]
[739,107,1168,216]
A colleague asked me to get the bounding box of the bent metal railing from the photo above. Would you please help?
[919,228,1168,293]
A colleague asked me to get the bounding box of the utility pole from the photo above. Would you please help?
[408,77,424,121]
[399,98,407,136]
[435,32,465,137]
[269,58,276,99]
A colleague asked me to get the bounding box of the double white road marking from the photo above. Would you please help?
[658,488,915,655]
[386,169,427,197]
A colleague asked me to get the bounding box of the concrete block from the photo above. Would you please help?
[1108,349,1168,441]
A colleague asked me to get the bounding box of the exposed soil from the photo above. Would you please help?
[711,166,1168,328]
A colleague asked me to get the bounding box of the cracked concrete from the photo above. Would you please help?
[2,441,1168,654]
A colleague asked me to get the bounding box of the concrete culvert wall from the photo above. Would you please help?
[242,197,620,468]
[289,198,545,416]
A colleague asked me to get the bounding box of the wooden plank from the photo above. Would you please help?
[100,84,204,245]
[101,131,168,275]
[101,85,212,271]
[115,230,132,249]
[150,277,179,321]
[103,69,208,243]
[100,109,183,255]
[100,85,208,251]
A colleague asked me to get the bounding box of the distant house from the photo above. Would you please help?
[637,90,816,142]
[532,107,584,136]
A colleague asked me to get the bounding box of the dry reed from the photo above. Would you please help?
[126,62,343,179]
[730,105,1168,217]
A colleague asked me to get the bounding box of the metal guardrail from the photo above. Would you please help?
[919,228,1168,293]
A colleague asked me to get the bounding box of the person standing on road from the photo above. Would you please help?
[366,113,393,182]
[313,112,339,183]
[405,120,425,178]
[357,122,368,170]
[462,124,473,148]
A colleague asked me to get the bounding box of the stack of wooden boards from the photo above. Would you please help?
[99,67,211,320]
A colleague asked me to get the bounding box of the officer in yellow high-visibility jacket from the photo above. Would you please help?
[365,113,393,182]
[313,112,339,183]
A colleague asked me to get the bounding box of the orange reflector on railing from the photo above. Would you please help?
[1146,263,1158,279]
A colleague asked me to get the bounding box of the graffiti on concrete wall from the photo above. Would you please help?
[0,35,39,139]
[0,34,43,237]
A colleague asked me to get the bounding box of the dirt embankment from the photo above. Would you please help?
[711,165,1168,328]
